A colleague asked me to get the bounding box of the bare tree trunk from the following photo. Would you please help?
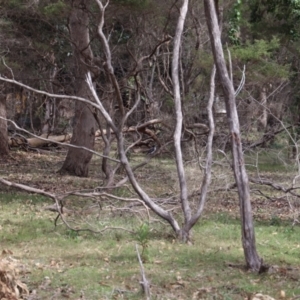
[42,66,59,135]
[172,0,191,242]
[0,92,9,157]
[204,0,263,271]
[258,87,267,131]
[60,83,96,177]
[59,0,96,177]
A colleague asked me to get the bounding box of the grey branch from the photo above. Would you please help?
[135,244,151,300]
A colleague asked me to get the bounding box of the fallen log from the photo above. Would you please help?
[8,118,164,148]
[9,134,72,148]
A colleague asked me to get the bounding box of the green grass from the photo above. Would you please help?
[1,149,300,299]
[244,149,294,172]
[1,195,300,299]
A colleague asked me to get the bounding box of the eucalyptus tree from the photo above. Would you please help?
[94,0,213,241]
[0,1,269,274]
[58,0,99,177]
[204,0,263,271]
[0,0,215,243]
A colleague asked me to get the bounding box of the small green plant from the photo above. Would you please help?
[135,223,150,262]
[65,229,79,240]
[283,226,295,236]
[270,215,282,226]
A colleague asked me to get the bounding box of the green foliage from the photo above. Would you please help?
[232,38,280,62]
[0,58,22,73]
[65,229,80,240]
[1,0,25,10]
[228,0,242,45]
[230,37,290,82]
[42,0,69,20]
[249,0,300,40]
[164,95,175,110]
[270,215,282,226]
[112,0,150,8]
[135,223,150,262]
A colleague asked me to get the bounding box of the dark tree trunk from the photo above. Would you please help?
[59,82,95,177]
[204,0,263,271]
[59,0,96,177]
[0,93,9,157]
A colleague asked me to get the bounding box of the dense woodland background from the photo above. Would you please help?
[1,0,300,299]
[1,0,300,154]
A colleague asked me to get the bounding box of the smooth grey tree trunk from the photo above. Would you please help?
[171,0,191,241]
[204,0,263,271]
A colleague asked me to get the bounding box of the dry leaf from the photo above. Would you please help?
[252,293,276,300]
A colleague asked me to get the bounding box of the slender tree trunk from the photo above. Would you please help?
[59,0,96,177]
[204,0,263,271]
[0,93,9,157]
[258,87,267,132]
[172,0,191,242]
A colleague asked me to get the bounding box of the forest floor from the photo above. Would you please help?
[0,143,300,299]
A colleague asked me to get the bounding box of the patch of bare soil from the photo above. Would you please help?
[1,148,299,225]
[0,149,103,193]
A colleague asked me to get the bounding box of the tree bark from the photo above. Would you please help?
[204,0,263,271]
[59,0,96,177]
[258,87,268,131]
[172,0,191,239]
[0,93,9,157]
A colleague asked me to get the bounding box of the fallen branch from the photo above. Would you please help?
[246,126,292,149]
[6,117,165,149]
[0,177,136,235]
[9,133,72,148]
[0,177,57,200]
[249,177,300,198]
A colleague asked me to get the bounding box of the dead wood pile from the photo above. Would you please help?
[0,250,29,300]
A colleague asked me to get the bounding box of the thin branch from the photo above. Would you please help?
[86,72,118,132]
[94,0,125,117]
[249,177,300,198]
[0,75,102,112]
[234,65,245,97]
[189,65,216,226]
[135,244,151,300]
[227,46,233,83]
[0,177,56,200]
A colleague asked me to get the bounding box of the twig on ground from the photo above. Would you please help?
[135,244,151,300]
